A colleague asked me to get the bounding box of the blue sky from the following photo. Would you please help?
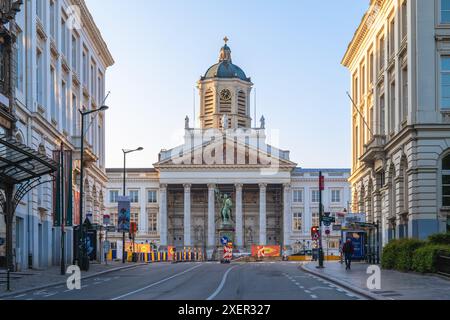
[85,0,368,169]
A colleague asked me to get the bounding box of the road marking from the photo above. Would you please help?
[44,293,57,298]
[14,294,26,298]
[311,295,318,299]
[207,266,237,301]
[111,264,203,300]
[304,290,311,294]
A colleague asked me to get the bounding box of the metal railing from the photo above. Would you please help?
[437,254,450,277]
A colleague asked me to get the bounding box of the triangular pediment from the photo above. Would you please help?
[154,132,297,170]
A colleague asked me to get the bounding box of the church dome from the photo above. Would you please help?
[202,38,250,82]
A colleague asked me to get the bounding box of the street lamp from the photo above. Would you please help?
[78,105,108,271]
[122,147,144,263]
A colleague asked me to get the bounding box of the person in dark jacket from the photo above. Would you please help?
[342,239,355,270]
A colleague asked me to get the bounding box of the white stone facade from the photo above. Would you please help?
[0,0,113,271]
[342,0,450,246]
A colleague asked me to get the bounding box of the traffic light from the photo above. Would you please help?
[311,226,320,240]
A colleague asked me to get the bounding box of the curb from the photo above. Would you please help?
[300,264,389,301]
[0,263,147,299]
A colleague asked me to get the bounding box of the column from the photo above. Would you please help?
[139,187,147,234]
[283,184,292,248]
[158,184,168,247]
[207,184,216,248]
[184,184,192,246]
[235,184,243,248]
[259,183,267,245]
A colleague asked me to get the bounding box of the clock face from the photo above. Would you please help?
[220,89,232,101]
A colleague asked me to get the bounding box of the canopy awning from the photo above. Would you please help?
[0,135,58,185]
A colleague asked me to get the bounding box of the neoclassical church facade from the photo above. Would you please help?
[105,40,351,258]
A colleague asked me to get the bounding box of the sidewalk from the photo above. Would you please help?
[0,261,147,297]
[302,261,450,300]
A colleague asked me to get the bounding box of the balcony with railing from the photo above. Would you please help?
[72,135,98,167]
[360,134,386,165]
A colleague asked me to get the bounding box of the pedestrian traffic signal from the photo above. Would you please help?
[311,226,320,240]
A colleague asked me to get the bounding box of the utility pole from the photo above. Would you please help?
[318,171,325,268]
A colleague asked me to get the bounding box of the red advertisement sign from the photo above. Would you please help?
[251,245,281,258]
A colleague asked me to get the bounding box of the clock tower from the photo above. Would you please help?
[198,38,253,129]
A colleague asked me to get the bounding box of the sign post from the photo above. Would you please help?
[318,171,325,268]
[117,196,131,264]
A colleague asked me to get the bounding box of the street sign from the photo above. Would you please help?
[106,226,116,232]
[103,214,111,226]
[332,224,342,231]
[220,236,229,246]
[322,216,336,227]
[0,238,4,246]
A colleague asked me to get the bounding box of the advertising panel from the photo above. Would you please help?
[251,245,281,257]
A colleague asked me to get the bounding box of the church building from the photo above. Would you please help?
[105,39,351,259]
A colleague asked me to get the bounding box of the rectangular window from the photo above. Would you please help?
[72,94,78,133]
[401,66,408,122]
[379,36,385,71]
[72,35,78,71]
[361,65,366,97]
[331,190,341,203]
[61,19,67,56]
[380,93,385,134]
[312,212,320,227]
[292,212,303,232]
[441,56,450,110]
[401,1,408,40]
[61,80,67,131]
[109,190,119,203]
[442,0,450,24]
[82,50,88,86]
[353,73,359,103]
[50,66,56,120]
[148,190,158,203]
[389,78,396,133]
[148,212,158,232]
[369,52,374,85]
[389,18,395,57]
[311,190,320,203]
[36,50,43,105]
[129,190,139,203]
[16,29,24,92]
[293,190,303,203]
[50,1,56,39]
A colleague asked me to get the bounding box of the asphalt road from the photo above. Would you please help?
[2,262,366,300]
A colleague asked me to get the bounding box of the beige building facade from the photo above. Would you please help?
[342,0,450,246]
[105,41,351,258]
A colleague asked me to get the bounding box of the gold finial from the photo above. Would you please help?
[223,36,229,44]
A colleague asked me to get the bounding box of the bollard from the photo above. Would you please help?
[7,268,11,291]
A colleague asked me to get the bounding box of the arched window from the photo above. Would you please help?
[443,154,450,207]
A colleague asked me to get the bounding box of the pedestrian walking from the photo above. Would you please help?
[342,239,354,270]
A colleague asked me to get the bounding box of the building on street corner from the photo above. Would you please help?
[342,0,450,247]
[0,0,113,271]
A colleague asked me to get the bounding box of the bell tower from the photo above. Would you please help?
[198,38,253,130]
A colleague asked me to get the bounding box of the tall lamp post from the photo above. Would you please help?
[78,105,108,270]
[122,147,143,263]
